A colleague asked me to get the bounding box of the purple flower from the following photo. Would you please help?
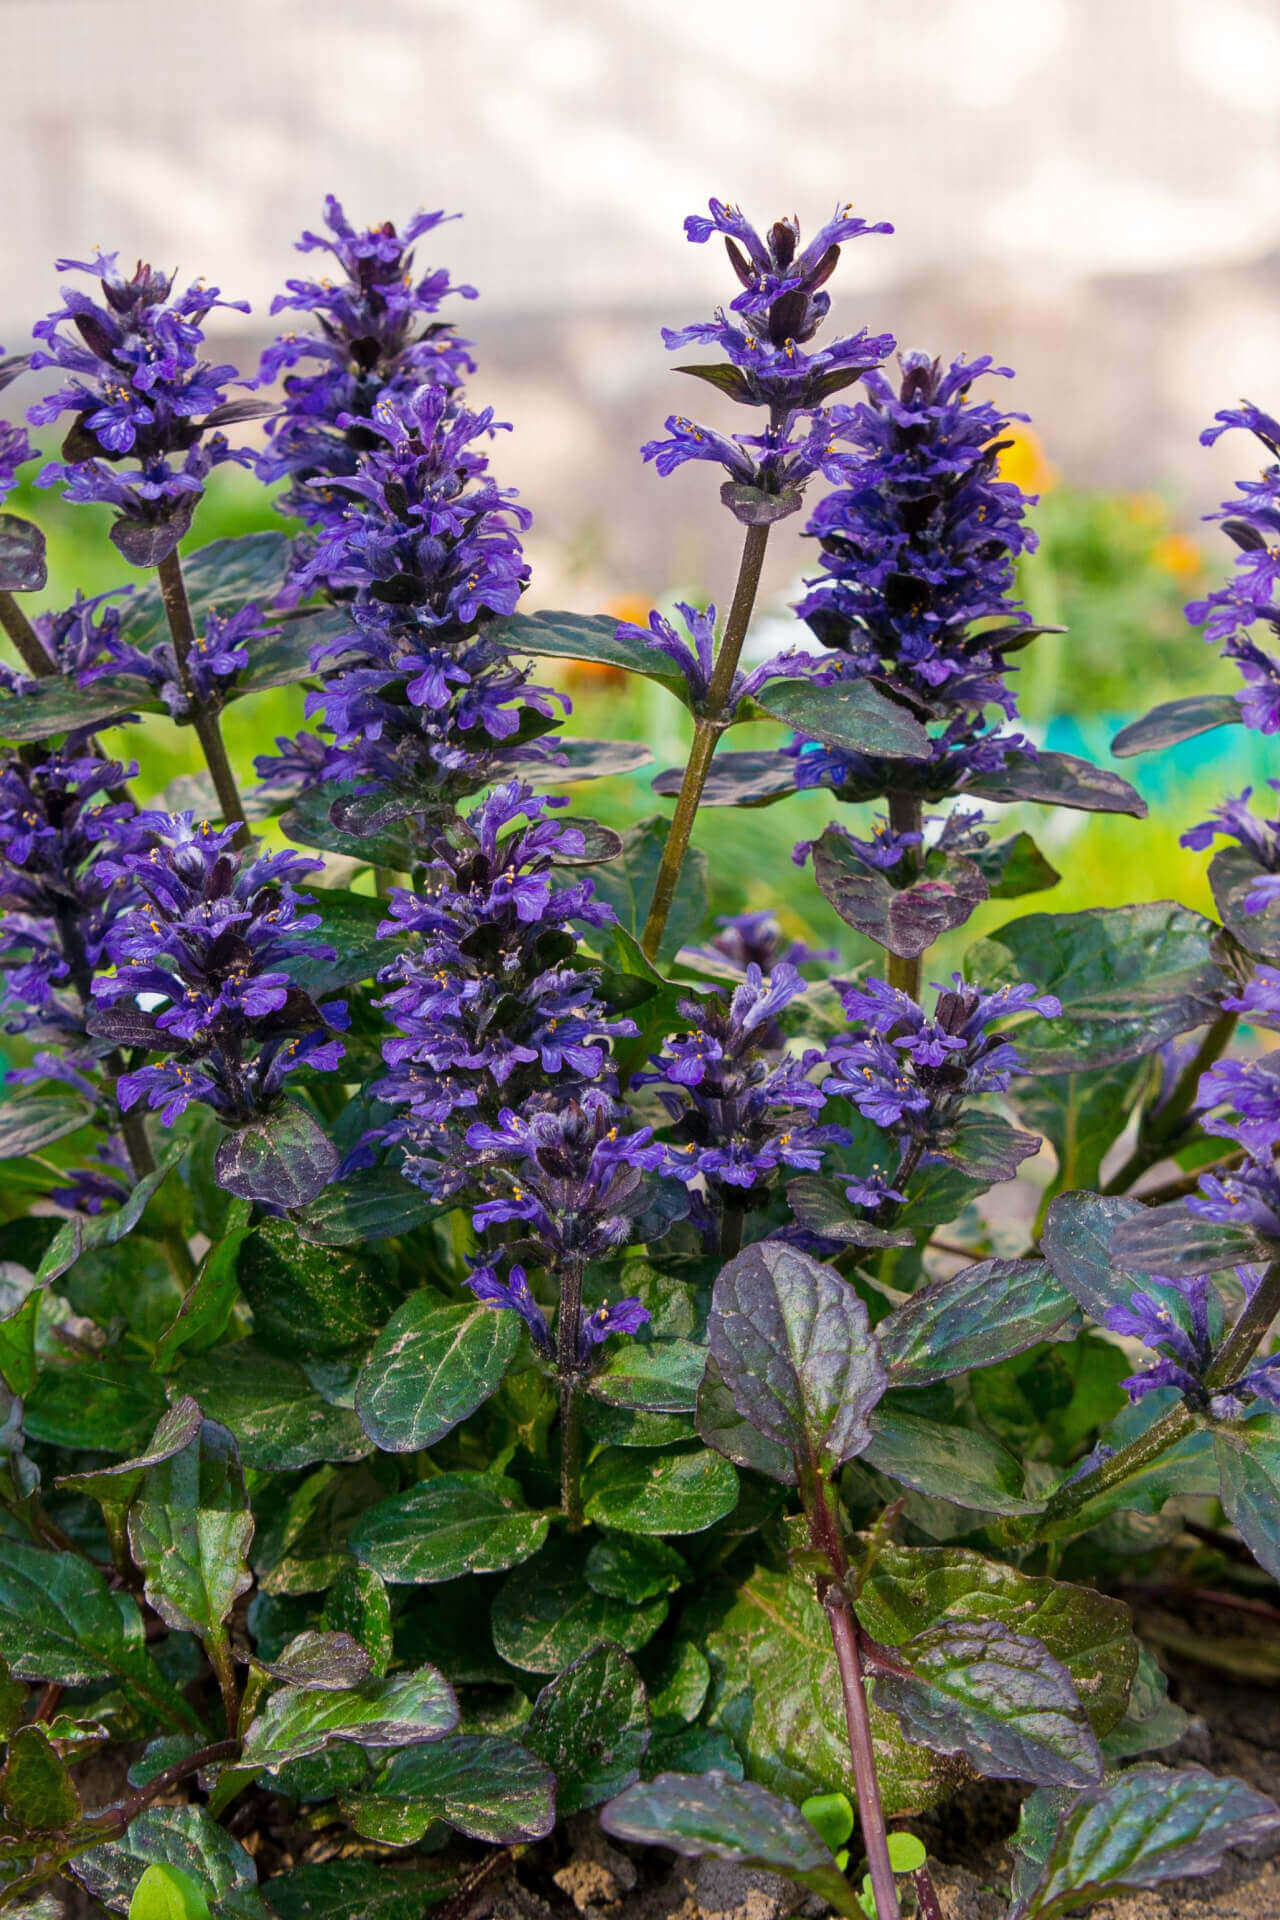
[1103,1275,1215,1403]
[28,253,257,561]
[465,1092,665,1271]
[638,963,844,1241]
[1190,1160,1280,1241]
[691,910,835,980]
[465,1260,553,1359]
[0,411,34,504]
[617,600,826,719]
[825,973,1059,1156]
[256,197,476,571]
[259,383,564,823]
[356,783,635,1189]
[798,351,1038,724]
[87,814,346,1126]
[643,199,894,515]
[76,599,274,721]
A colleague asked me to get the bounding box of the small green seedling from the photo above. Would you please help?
[128,1862,212,1920]
[854,1832,926,1918]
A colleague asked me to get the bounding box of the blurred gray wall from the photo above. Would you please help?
[5,0,1280,601]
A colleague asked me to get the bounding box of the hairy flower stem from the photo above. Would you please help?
[156,551,249,845]
[825,1593,900,1920]
[557,1255,587,1530]
[640,522,770,961]
[0,591,56,676]
[1103,1011,1239,1197]
[1034,1258,1280,1540]
[886,793,924,1001]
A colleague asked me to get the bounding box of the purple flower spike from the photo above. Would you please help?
[465,1260,553,1360]
[87,813,346,1127]
[578,1295,650,1364]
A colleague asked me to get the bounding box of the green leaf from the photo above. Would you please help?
[1040,1190,1145,1321]
[252,1461,396,1597]
[320,1565,393,1678]
[239,1663,458,1772]
[754,677,930,762]
[71,1806,264,1918]
[702,1241,886,1487]
[0,1726,81,1832]
[0,512,47,593]
[0,1543,200,1730]
[256,1631,373,1690]
[126,1417,254,1642]
[870,1618,1103,1788]
[280,781,417,868]
[1101,1645,1191,1761]
[0,674,164,743]
[56,1396,204,1517]
[525,1644,650,1814]
[653,749,798,809]
[877,1259,1080,1385]
[490,1539,669,1674]
[1109,1199,1264,1277]
[695,1352,793,1484]
[344,1733,555,1844]
[584,1533,690,1602]
[488,608,692,700]
[783,1177,913,1251]
[970,831,1061,899]
[24,1358,168,1454]
[933,1110,1042,1183]
[289,1168,436,1247]
[129,1864,212,1920]
[587,1337,708,1412]
[1215,1419,1280,1582]
[153,1232,248,1369]
[284,889,385,996]
[0,1092,94,1160]
[350,1472,550,1584]
[646,1724,744,1779]
[648,1640,710,1723]
[799,1791,854,1854]
[863,1402,1041,1515]
[1111,693,1242,757]
[239,607,349,694]
[968,749,1146,818]
[214,1104,337,1210]
[36,1140,187,1284]
[696,1567,946,1813]
[356,1295,520,1452]
[177,1345,370,1472]
[266,1860,455,1920]
[812,834,987,955]
[1007,1765,1280,1919]
[966,904,1224,1072]
[233,1221,397,1358]
[584,1446,739,1535]
[855,1545,1138,1738]
[1014,1062,1143,1193]
[590,816,709,964]
[118,534,292,647]
[601,1771,863,1919]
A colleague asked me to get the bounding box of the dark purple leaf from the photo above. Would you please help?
[214,1104,337,1209]
[968,751,1147,818]
[652,750,799,808]
[720,482,804,525]
[110,498,198,568]
[1112,694,1242,758]
[754,679,931,763]
[933,1111,1042,1183]
[878,1259,1079,1385]
[1108,1199,1265,1276]
[785,1176,915,1250]
[812,833,986,955]
[0,515,47,594]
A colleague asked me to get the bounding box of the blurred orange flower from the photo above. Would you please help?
[996,426,1058,497]
[554,595,646,691]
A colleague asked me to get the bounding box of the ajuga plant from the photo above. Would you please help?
[0,196,1279,1920]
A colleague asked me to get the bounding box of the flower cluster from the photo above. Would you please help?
[794,801,988,877]
[0,737,145,1048]
[789,350,1039,799]
[256,196,476,570]
[637,963,842,1240]
[81,599,273,722]
[1185,402,1280,733]
[690,908,835,981]
[643,200,893,519]
[1188,967,1280,1243]
[467,1260,649,1367]
[87,814,347,1126]
[1103,1275,1216,1404]
[27,253,258,562]
[362,783,635,1188]
[824,973,1059,1163]
[256,383,563,821]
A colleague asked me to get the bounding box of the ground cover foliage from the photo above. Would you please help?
[0,193,1278,1920]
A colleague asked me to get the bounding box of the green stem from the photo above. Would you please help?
[207,1631,241,1738]
[156,551,248,845]
[557,1255,587,1530]
[0,592,56,676]
[1036,1258,1280,1540]
[1103,1012,1238,1197]
[640,521,771,961]
[885,792,924,1002]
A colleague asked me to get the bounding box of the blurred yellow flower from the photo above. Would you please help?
[996,426,1058,497]
[1124,491,1166,529]
[1151,531,1203,580]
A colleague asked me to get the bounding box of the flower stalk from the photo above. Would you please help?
[641,520,770,960]
[156,552,248,842]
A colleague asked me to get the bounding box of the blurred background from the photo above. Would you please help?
[3,0,1279,961]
